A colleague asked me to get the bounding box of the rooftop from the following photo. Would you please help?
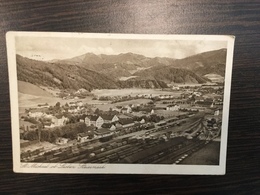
[95,128,111,135]
[101,114,116,121]
[119,118,134,125]
[85,115,100,121]
[102,123,114,128]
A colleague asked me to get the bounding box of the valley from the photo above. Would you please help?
[16,48,226,92]
[16,48,226,165]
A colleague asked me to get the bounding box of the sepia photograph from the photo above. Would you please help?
[7,32,235,174]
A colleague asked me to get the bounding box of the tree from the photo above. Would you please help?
[94,108,100,115]
[20,125,25,132]
[55,102,61,108]
[150,114,162,123]
[36,119,44,142]
[148,101,154,105]
[87,108,94,115]
[23,131,38,141]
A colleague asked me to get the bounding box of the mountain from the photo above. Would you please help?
[56,52,176,79]
[133,66,208,84]
[16,55,168,90]
[56,49,226,80]
[58,52,174,67]
[171,48,227,76]
[130,49,227,84]
[17,48,226,91]
[204,74,224,83]
[16,55,119,91]
[118,79,168,89]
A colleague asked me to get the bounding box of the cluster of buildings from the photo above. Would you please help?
[60,88,92,100]
[20,84,224,145]
[21,101,150,142]
[166,105,180,111]
[66,101,86,114]
[27,110,69,129]
[21,101,89,131]
[98,94,180,103]
[75,113,148,142]
[79,113,143,130]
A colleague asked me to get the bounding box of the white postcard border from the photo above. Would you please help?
[6,31,235,175]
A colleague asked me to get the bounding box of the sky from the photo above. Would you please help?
[16,36,227,61]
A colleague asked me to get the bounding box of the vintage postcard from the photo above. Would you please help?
[6,32,235,174]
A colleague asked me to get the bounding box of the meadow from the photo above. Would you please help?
[92,89,182,97]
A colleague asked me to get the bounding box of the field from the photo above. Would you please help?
[18,87,183,113]
[92,89,182,97]
[181,141,220,165]
[40,86,61,97]
[19,93,64,110]
[94,98,151,111]
[18,93,109,112]
[18,81,53,97]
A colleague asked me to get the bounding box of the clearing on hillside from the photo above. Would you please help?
[18,81,53,97]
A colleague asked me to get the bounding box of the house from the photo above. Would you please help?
[150,109,155,114]
[172,86,180,90]
[28,111,45,118]
[77,132,90,143]
[77,125,95,142]
[101,123,116,131]
[119,118,135,128]
[76,88,88,93]
[56,137,69,145]
[112,107,121,112]
[140,118,145,123]
[52,115,68,127]
[85,115,104,128]
[193,92,202,97]
[95,128,114,138]
[194,96,204,102]
[121,107,131,114]
[214,109,220,116]
[44,113,53,119]
[69,102,76,107]
[101,114,119,123]
[131,104,136,108]
[166,105,180,111]
[136,118,145,124]
[76,101,84,107]
[116,105,123,109]
[122,105,132,113]
[37,103,49,108]
[68,106,79,113]
[44,123,56,128]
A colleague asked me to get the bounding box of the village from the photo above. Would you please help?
[19,83,224,164]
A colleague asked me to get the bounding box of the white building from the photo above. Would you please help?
[52,116,68,127]
[166,105,180,111]
[214,109,220,116]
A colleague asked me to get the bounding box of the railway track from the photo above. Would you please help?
[30,113,210,164]
[84,139,162,163]
[151,139,207,164]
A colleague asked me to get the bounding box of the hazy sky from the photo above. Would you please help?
[16,36,227,61]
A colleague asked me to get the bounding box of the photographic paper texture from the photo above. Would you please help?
[7,32,235,174]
